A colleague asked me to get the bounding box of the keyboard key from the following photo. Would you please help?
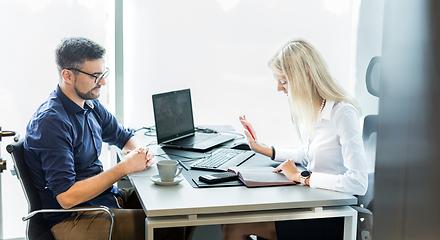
[191,149,244,168]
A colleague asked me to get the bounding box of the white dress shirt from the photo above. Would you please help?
[274,101,368,195]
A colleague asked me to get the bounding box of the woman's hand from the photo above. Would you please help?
[273,159,301,182]
[239,115,259,150]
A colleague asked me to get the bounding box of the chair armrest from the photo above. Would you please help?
[22,205,114,221]
[23,206,115,240]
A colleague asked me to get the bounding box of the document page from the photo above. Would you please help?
[228,167,296,187]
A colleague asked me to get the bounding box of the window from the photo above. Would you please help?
[0,0,114,238]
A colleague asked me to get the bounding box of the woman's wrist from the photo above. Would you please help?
[299,172,311,186]
[270,146,276,160]
[253,144,272,158]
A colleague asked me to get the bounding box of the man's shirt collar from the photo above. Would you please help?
[56,85,94,115]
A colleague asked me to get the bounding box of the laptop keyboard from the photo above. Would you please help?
[190,149,244,169]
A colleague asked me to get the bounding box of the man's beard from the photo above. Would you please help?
[74,81,100,100]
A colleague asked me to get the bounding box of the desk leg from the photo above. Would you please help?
[146,218,154,240]
[343,208,358,240]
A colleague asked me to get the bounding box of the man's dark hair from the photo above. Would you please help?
[55,37,106,72]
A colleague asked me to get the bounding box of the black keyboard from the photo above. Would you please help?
[190,149,244,169]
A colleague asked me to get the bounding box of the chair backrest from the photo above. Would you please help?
[7,139,55,240]
[359,56,381,211]
[366,56,381,98]
[363,56,381,154]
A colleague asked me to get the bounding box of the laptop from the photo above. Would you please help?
[152,89,235,151]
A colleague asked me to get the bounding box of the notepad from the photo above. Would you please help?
[228,167,296,187]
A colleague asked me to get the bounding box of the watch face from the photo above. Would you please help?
[301,171,311,178]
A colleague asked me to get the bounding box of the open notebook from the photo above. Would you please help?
[228,167,296,187]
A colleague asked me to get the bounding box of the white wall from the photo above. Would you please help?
[355,0,384,116]
[0,0,113,238]
[123,0,362,148]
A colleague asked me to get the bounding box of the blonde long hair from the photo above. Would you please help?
[268,38,360,142]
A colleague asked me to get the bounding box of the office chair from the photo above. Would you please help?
[7,139,115,240]
[352,56,381,240]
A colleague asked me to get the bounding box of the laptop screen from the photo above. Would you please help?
[152,89,195,144]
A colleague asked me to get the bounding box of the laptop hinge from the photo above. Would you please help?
[162,132,195,144]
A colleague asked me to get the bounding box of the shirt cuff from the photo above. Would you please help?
[309,172,338,190]
[273,148,299,162]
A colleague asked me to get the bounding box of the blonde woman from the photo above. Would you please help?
[221,38,368,240]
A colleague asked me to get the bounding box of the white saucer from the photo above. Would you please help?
[150,175,184,186]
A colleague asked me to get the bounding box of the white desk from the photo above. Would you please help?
[129,147,358,240]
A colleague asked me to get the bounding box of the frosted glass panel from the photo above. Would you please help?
[124,0,359,147]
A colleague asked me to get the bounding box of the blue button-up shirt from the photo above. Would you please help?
[24,85,133,227]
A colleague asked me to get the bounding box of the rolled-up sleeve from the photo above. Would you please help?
[274,146,309,166]
[93,100,133,149]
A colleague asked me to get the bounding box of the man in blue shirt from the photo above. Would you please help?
[24,37,191,240]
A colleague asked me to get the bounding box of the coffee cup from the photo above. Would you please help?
[157,160,183,182]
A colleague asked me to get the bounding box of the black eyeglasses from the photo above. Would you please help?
[66,67,110,84]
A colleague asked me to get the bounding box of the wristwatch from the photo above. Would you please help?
[300,171,311,185]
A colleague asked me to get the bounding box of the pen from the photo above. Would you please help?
[245,125,256,141]
[177,159,189,171]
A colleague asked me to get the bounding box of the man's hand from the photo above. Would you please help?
[57,138,153,209]
[125,147,155,172]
